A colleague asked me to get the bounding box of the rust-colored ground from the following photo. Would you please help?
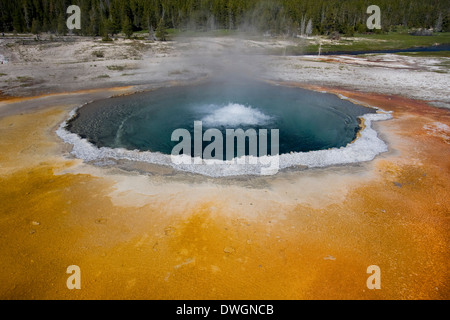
[0,87,448,300]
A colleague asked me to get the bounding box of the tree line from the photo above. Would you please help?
[1,0,449,38]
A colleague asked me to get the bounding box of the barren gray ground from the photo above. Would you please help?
[0,35,449,108]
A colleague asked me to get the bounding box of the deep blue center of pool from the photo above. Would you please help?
[67,80,375,157]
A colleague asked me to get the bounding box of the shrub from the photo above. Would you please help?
[107,65,125,71]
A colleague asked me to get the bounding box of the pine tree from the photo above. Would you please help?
[12,7,25,33]
[90,6,100,36]
[57,14,66,36]
[103,19,114,40]
[110,1,122,35]
[31,18,40,35]
[155,18,168,41]
[122,17,133,38]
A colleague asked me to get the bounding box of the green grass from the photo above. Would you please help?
[97,74,110,79]
[278,32,450,56]
[133,30,149,34]
[16,76,33,83]
[0,73,7,76]
[13,76,34,87]
[136,29,450,55]
[356,31,449,44]
[107,65,125,71]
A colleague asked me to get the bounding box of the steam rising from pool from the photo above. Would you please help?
[202,103,273,127]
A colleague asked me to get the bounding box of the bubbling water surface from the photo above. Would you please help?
[59,80,392,176]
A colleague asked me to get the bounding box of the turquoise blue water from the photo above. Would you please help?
[67,80,375,158]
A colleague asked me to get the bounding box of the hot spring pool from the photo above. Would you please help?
[58,80,392,176]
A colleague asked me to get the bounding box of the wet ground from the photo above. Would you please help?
[0,85,448,299]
